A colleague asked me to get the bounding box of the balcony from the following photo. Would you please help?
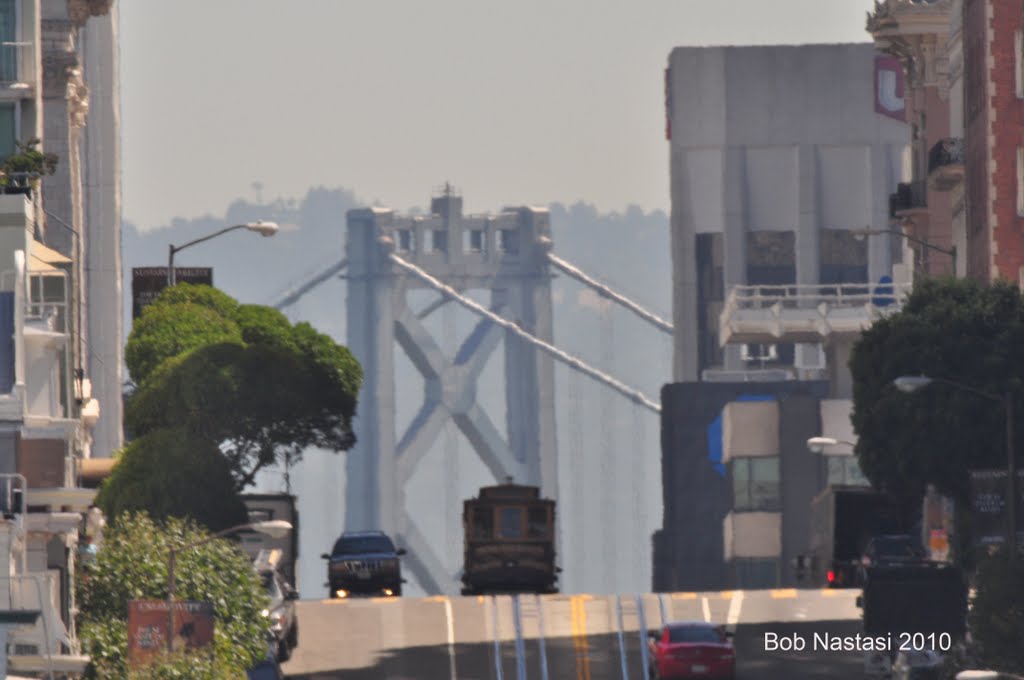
[928,137,964,192]
[719,282,911,346]
[0,41,34,95]
[889,180,927,218]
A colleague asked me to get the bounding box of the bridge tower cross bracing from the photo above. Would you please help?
[344,191,558,595]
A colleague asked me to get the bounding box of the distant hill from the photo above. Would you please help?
[122,188,671,596]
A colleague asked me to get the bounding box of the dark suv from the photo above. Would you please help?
[321,531,406,598]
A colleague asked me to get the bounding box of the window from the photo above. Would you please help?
[396,229,413,252]
[472,507,493,539]
[498,507,523,538]
[0,104,14,160]
[1017,30,1024,99]
[0,0,14,85]
[498,229,519,254]
[332,534,395,555]
[527,507,548,538]
[668,625,725,643]
[732,457,780,511]
[733,558,779,589]
[431,229,448,253]
[827,456,869,487]
[1018,148,1024,216]
[468,229,484,253]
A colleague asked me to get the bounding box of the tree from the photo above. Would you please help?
[0,137,58,187]
[78,513,267,679]
[849,277,1024,508]
[965,553,1024,674]
[95,428,248,532]
[123,283,362,488]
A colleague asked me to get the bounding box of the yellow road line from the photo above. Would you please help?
[370,596,401,604]
[570,596,592,680]
[671,592,697,600]
[424,595,448,603]
[719,591,735,599]
[821,589,841,597]
[770,589,797,599]
[477,595,485,604]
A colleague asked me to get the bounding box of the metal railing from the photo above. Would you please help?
[722,282,912,312]
[928,137,964,175]
[0,574,60,679]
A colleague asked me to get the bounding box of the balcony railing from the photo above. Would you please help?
[890,180,927,217]
[928,137,965,191]
[0,41,33,88]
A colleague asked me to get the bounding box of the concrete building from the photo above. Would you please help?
[657,44,912,590]
[39,0,122,459]
[0,0,120,672]
[0,193,96,675]
[868,0,962,278]
[667,43,912,383]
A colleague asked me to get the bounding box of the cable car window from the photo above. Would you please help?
[527,507,548,538]
[498,507,523,538]
[473,507,493,539]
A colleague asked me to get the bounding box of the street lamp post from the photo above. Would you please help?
[893,375,1017,562]
[165,519,292,652]
[167,221,279,286]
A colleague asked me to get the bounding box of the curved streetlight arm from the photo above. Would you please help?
[896,374,1002,403]
[167,222,278,286]
[853,227,956,258]
[169,224,250,259]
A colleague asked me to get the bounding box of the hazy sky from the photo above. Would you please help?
[120,1,878,231]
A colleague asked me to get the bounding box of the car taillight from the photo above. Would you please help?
[827,570,835,583]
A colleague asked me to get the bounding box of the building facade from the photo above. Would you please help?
[0,0,120,672]
[868,0,963,278]
[873,0,1024,283]
[658,44,912,590]
[666,43,911,384]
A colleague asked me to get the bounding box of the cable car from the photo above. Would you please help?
[460,478,560,595]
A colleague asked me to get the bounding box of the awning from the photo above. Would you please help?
[30,240,71,265]
[78,458,116,488]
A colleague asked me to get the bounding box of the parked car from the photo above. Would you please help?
[646,621,735,680]
[248,631,285,680]
[322,530,406,598]
[256,550,299,662]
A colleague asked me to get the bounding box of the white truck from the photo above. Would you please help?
[238,493,299,589]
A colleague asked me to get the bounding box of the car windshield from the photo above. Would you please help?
[871,537,924,558]
[332,535,394,555]
[261,572,282,601]
[668,625,724,643]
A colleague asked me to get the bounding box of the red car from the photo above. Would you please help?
[647,621,736,680]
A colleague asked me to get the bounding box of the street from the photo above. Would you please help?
[282,588,864,679]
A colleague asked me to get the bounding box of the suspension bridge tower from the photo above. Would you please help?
[344,186,559,594]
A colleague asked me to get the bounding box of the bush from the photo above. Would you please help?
[78,513,267,679]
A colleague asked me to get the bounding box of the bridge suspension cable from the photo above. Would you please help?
[387,252,661,414]
[273,259,348,310]
[546,251,672,335]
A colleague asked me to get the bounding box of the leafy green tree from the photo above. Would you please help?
[0,137,58,186]
[95,428,248,532]
[124,284,362,488]
[849,277,1024,507]
[78,513,268,679]
[966,553,1024,674]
